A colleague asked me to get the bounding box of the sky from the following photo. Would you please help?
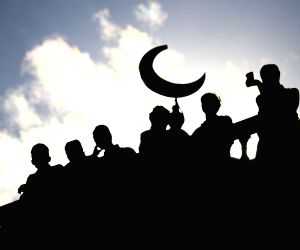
[1,0,300,205]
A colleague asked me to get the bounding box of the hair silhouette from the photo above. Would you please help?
[31,143,51,168]
[65,140,85,163]
[260,64,280,84]
[201,92,221,116]
[93,125,113,150]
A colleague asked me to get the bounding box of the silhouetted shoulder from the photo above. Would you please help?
[140,130,151,138]
[286,88,299,109]
[176,129,189,137]
[52,164,63,169]
[140,130,152,142]
[192,115,232,137]
[24,173,36,186]
[139,130,153,153]
[191,126,204,138]
[256,86,299,112]
[121,146,136,156]
[289,87,299,96]
[218,115,233,125]
[105,144,136,158]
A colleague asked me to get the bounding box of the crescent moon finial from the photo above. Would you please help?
[139,45,206,98]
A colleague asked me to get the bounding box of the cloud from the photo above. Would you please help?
[0,5,189,205]
[94,9,121,41]
[134,1,168,29]
[0,3,259,205]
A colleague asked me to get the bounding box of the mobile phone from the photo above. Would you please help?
[245,72,255,87]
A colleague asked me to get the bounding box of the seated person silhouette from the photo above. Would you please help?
[63,139,95,225]
[254,64,299,164]
[139,106,170,163]
[65,139,90,169]
[19,143,62,201]
[64,139,91,193]
[92,125,136,166]
[17,143,63,231]
[91,125,137,216]
[192,93,234,165]
[166,100,190,164]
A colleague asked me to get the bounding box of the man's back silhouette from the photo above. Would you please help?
[192,93,234,165]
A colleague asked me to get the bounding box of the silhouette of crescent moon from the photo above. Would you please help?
[139,45,206,98]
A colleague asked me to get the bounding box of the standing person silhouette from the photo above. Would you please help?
[254,64,299,164]
[139,106,170,164]
[192,93,234,166]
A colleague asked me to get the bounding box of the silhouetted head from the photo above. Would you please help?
[93,125,113,150]
[169,111,185,130]
[260,64,280,86]
[65,140,85,163]
[149,106,170,130]
[31,143,51,169]
[201,93,221,116]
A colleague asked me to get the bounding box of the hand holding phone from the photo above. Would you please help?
[245,72,263,93]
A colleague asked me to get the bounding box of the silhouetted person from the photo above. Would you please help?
[166,99,190,165]
[62,139,97,230]
[91,125,137,227]
[255,64,299,164]
[139,106,170,163]
[92,125,136,165]
[192,93,234,165]
[64,139,90,194]
[65,139,90,168]
[17,143,63,234]
[19,144,62,201]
